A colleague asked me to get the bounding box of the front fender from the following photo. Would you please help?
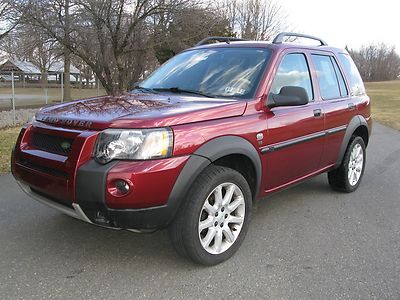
[166,136,262,226]
[194,136,262,194]
[171,135,261,199]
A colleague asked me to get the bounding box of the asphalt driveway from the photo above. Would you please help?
[0,123,399,299]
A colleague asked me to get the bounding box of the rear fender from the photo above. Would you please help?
[335,115,369,167]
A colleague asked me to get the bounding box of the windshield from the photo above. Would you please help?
[138,48,272,99]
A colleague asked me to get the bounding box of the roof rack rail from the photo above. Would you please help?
[195,36,246,47]
[272,32,327,46]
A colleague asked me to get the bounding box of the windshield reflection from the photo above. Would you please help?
[139,48,271,99]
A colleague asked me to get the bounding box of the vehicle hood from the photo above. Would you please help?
[35,93,247,130]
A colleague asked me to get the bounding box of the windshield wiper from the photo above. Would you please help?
[132,85,158,94]
[153,87,215,98]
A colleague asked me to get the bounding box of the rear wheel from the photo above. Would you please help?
[328,136,366,192]
[169,165,252,265]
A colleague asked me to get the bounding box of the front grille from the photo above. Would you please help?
[31,132,74,156]
[18,159,69,178]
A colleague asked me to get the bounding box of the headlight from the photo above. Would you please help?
[94,128,173,164]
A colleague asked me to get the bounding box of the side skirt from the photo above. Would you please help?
[262,163,336,197]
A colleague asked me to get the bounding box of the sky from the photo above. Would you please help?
[280,0,400,52]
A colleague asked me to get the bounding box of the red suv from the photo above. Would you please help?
[12,33,371,265]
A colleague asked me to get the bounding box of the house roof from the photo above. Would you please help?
[1,59,41,74]
[48,61,80,74]
[0,59,80,75]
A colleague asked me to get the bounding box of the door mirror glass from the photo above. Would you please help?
[267,53,313,108]
[267,86,309,108]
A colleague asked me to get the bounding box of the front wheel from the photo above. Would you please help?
[169,165,252,265]
[328,136,366,192]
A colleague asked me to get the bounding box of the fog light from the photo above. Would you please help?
[115,180,130,194]
[107,178,133,197]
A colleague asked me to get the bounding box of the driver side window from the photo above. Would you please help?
[270,53,313,102]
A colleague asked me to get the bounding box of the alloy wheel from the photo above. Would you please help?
[198,182,245,255]
[348,143,364,186]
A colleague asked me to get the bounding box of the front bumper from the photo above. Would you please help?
[16,180,93,224]
[13,156,193,232]
[12,123,211,231]
[16,179,166,232]
[15,155,210,232]
[73,158,189,231]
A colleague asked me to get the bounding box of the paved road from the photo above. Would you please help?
[0,123,399,299]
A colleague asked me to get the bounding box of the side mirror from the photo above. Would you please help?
[267,86,309,108]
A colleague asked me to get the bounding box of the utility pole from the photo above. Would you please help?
[11,71,16,125]
[61,72,64,103]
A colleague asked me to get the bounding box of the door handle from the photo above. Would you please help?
[348,103,356,110]
[313,108,323,118]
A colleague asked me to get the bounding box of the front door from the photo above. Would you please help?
[261,51,325,191]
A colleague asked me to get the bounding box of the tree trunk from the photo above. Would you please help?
[63,0,71,101]
[79,71,83,88]
[64,48,71,101]
[41,70,48,88]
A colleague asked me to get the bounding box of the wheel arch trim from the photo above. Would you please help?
[168,136,262,222]
[335,115,369,167]
[193,135,262,198]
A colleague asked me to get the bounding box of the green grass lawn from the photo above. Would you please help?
[0,81,398,173]
[365,81,400,130]
[0,127,20,173]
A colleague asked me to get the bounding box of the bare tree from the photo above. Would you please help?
[16,0,73,99]
[24,0,197,94]
[349,43,400,81]
[151,4,234,63]
[1,25,60,86]
[64,0,72,101]
[0,0,24,40]
[222,0,286,40]
[17,0,290,95]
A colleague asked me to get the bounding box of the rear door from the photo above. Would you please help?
[262,50,325,191]
[309,52,355,166]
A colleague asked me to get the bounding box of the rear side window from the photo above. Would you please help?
[338,53,366,96]
[331,57,348,97]
[270,53,313,102]
[311,54,342,100]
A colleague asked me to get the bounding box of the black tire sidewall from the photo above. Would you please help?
[342,137,366,192]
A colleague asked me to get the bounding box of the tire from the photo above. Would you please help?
[328,136,366,193]
[168,165,252,266]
